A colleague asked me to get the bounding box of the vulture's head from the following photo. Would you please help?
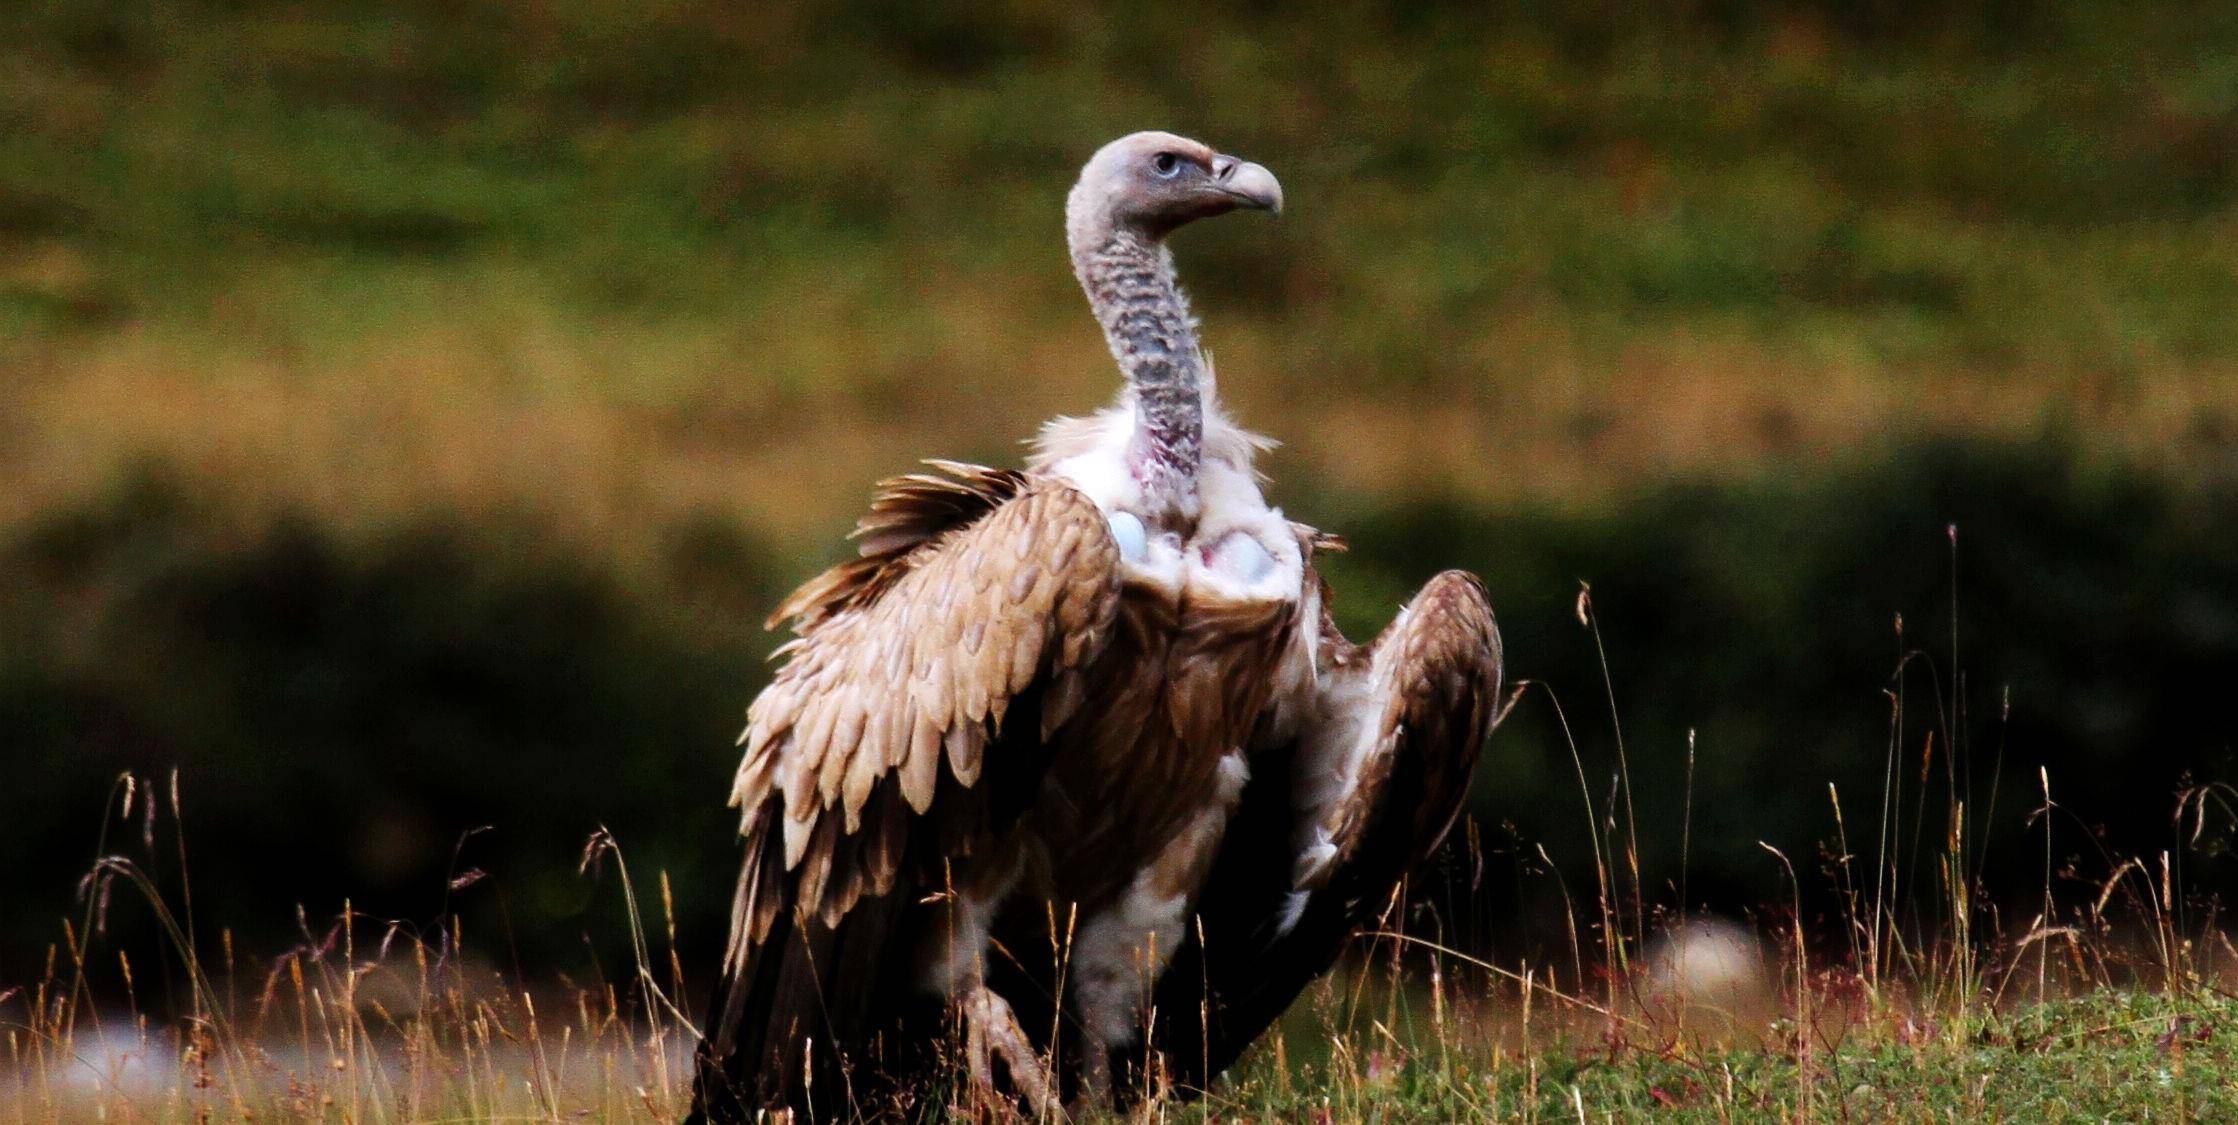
[1067,131,1282,248]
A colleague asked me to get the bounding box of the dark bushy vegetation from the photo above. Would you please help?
[0,471,778,980]
[1327,437,2238,954]
[5,439,2233,981]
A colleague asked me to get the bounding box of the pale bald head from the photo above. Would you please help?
[1064,132,1281,520]
[1066,131,1281,253]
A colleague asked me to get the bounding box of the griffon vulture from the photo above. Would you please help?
[689,132,1503,1121]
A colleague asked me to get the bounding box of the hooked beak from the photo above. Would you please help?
[1212,155,1283,215]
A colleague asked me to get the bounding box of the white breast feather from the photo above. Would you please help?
[1033,403,1301,600]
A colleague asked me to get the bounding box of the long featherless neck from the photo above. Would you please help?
[1070,225,1206,521]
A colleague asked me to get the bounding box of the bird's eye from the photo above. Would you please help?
[1152,152,1181,178]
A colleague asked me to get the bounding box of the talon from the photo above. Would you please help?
[962,984,1059,1118]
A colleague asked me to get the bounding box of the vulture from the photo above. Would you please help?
[689,132,1504,1122]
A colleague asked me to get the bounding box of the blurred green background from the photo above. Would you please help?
[4,1,2237,985]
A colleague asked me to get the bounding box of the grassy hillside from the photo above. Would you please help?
[5,2,2238,553]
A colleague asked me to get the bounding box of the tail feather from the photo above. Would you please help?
[692,796,947,1121]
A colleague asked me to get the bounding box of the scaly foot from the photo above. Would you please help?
[963,984,1059,1118]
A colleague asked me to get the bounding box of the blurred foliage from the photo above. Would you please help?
[3,0,2238,387]
[4,441,2234,976]
[1326,436,2238,957]
[0,470,781,978]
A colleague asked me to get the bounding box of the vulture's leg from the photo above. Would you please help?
[1070,794,1238,1113]
[1066,928,1130,1115]
[1078,1032,1115,1114]
[918,863,1051,1113]
[962,983,1058,1116]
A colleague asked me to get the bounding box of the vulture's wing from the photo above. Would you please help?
[690,463,1122,1121]
[1150,569,1502,1093]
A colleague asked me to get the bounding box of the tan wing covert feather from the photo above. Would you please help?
[727,466,1122,944]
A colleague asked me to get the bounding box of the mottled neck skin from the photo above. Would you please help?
[1068,217,1206,524]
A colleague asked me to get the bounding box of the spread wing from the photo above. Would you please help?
[1149,569,1503,1093]
[690,463,1122,1120]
